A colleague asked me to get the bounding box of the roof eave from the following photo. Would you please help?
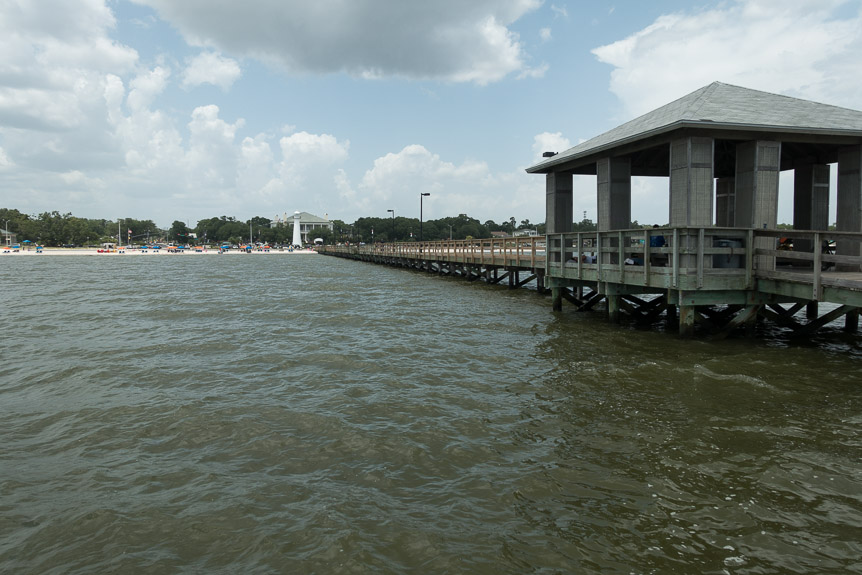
[526,120,862,174]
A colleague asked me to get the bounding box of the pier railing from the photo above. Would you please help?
[319,228,862,299]
[323,235,546,268]
[547,227,862,298]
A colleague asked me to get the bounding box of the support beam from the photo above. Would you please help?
[670,137,714,227]
[735,140,781,270]
[597,157,632,232]
[797,305,857,337]
[607,294,621,323]
[837,146,862,270]
[670,137,714,270]
[846,309,859,333]
[711,305,761,340]
[514,273,537,288]
[679,305,696,338]
[546,172,573,235]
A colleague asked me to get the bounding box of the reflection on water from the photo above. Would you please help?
[1,255,861,574]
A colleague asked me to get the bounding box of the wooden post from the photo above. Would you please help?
[679,304,695,337]
[846,308,860,333]
[552,287,563,312]
[607,293,620,323]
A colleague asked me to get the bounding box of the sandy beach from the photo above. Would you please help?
[1,247,318,256]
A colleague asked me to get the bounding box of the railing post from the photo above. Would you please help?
[596,231,602,282]
[643,229,650,283]
[697,227,704,289]
[531,237,536,268]
[745,229,754,288]
[577,232,582,279]
[672,228,680,288]
[813,231,822,301]
[558,233,565,269]
[618,231,625,277]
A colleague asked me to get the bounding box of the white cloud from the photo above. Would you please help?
[127,66,170,112]
[132,0,542,84]
[586,0,862,225]
[0,0,138,176]
[0,147,11,169]
[551,4,568,19]
[182,51,241,90]
[349,144,542,223]
[184,104,245,191]
[279,132,349,164]
[540,27,552,41]
[273,131,351,199]
[592,0,862,117]
[0,0,553,227]
[61,169,104,188]
[0,0,137,130]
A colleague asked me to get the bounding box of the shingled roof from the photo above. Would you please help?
[528,82,862,174]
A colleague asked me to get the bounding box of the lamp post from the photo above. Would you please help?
[419,193,430,242]
[387,209,395,241]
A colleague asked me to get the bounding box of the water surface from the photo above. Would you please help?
[2,255,861,574]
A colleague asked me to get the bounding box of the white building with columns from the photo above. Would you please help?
[271,211,334,244]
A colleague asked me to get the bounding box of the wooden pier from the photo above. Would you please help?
[323,83,862,339]
[318,227,862,338]
[320,236,547,291]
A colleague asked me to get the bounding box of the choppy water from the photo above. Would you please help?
[2,254,861,574]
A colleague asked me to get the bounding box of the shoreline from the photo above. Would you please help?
[1,247,319,256]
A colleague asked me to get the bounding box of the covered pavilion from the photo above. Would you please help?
[527,82,862,336]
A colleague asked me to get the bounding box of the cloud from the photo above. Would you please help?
[132,0,543,84]
[592,0,862,117]
[0,147,11,169]
[349,144,540,223]
[280,132,349,164]
[127,66,170,112]
[584,0,862,226]
[540,27,552,42]
[0,0,554,228]
[0,0,138,174]
[551,4,568,19]
[182,51,241,90]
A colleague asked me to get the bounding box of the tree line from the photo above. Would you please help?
[6,206,814,248]
[1,209,162,247]
[3,207,579,247]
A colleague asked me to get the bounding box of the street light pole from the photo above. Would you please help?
[420,193,430,242]
[387,209,395,241]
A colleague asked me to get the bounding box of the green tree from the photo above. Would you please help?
[572,217,597,232]
[168,220,190,244]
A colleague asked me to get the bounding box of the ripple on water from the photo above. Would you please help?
[1,255,861,574]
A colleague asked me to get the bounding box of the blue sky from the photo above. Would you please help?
[2,0,861,228]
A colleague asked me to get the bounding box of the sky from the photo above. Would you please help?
[1,0,861,229]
